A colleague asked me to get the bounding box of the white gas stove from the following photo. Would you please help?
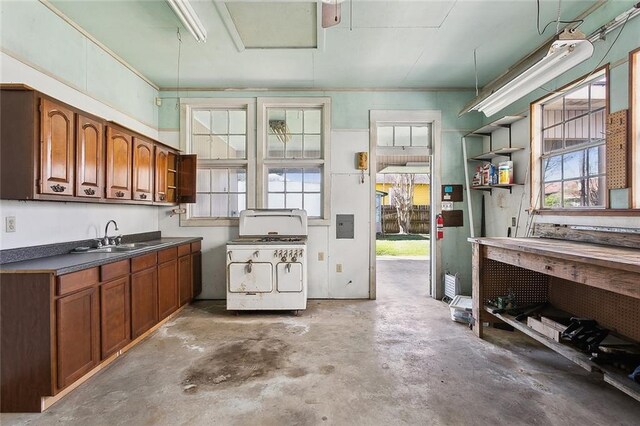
[226,209,308,311]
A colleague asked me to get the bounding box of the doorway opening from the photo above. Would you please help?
[369,111,442,300]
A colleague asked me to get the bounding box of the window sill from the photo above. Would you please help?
[534,209,640,217]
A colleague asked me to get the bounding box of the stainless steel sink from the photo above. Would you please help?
[71,242,156,254]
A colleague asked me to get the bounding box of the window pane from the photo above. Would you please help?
[304,110,321,133]
[563,179,587,207]
[228,135,246,159]
[564,116,589,148]
[303,135,321,158]
[304,193,321,217]
[588,145,604,176]
[543,155,562,182]
[412,126,429,147]
[192,110,211,134]
[268,193,285,208]
[286,110,303,134]
[543,125,563,152]
[543,183,561,208]
[563,151,585,180]
[230,169,246,193]
[378,127,394,146]
[268,134,285,158]
[268,169,285,192]
[211,169,228,192]
[286,135,303,158]
[286,169,303,191]
[211,110,228,135]
[229,193,245,217]
[542,97,563,128]
[590,109,606,141]
[303,168,321,192]
[193,194,211,217]
[395,127,411,146]
[229,110,246,134]
[211,194,228,217]
[193,135,211,159]
[590,76,607,110]
[564,85,589,113]
[587,176,605,206]
[210,135,228,159]
[286,193,303,209]
[196,169,211,192]
[268,109,286,134]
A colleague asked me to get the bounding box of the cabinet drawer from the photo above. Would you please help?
[100,259,130,282]
[177,244,191,257]
[158,247,177,263]
[131,252,157,272]
[57,268,99,296]
[191,241,201,253]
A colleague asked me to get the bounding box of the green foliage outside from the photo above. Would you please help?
[376,234,430,256]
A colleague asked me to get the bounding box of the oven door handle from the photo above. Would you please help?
[246,259,253,273]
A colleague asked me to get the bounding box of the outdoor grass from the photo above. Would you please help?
[376,234,430,256]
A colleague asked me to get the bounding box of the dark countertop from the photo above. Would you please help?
[0,237,202,275]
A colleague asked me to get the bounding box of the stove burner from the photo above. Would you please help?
[259,237,303,242]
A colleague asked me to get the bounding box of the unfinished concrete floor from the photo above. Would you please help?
[3,258,640,425]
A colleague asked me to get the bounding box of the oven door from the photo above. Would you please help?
[276,262,303,292]
[228,262,273,293]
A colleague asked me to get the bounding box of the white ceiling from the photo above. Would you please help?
[47,0,600,89]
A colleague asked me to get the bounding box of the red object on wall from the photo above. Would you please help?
[436,214,444,240]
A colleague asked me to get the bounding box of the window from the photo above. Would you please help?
[258,98,331,220]
[535,71,607,208]
[182,99,255,224]
[377,125,431,147]
[632,48,640,208]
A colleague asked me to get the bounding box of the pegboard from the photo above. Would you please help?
[550,277,640,342]
[606,109,628,189]
[482,259,549,306]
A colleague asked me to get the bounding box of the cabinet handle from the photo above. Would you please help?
[159,194,166,201]
[51,184,66,193]
[139,193,147,199]
[115,191,125,198]
[84,188,95,196]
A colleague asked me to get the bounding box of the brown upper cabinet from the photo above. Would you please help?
[106,125,133,200]
[0,86,195,205]
[132,137,154,201]
[40,99,75,196]
[76,114,104,198]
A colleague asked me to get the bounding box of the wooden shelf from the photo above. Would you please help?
[468,147,524,161]
[466,116,525,136]
[471,183,522,192]
[484,305,640,402]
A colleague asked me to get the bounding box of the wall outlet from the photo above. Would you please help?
[336,264,342,273]
[318,252,325,261]
[5,216,16,233]
[511,217,516,227]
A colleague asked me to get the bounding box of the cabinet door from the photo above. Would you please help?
[40,98,74,196]
[157,260,178,320]
[154,146,169,202]
[100,276,131,359]
[106,126,132,200]
[131,267,158,338]
[178,154,197,203]
[178,255,192,306]
[132,138,153,201]
[76,114,104,198]
[192,251,202,298]
[56,287,99,390]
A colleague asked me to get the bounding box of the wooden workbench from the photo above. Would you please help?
[469,236,640,401]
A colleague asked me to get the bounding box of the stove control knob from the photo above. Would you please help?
[274,250,278,257]
[253,250,259,258]
[292,256,297,262]
[281,256,287,262]
[299,250,303,258]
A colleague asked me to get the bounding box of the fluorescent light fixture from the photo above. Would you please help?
[472,34,594,117]
[166,0,207,42]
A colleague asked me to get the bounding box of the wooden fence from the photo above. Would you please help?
[381,205,430,234]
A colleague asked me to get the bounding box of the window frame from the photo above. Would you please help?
[530,67,610,211]
[631,47,640,208]
[257,97,331,224]
[179,98,256,226]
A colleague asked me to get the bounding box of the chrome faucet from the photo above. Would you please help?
[103,220,120,246]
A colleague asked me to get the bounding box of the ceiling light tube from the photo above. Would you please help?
[166,0,207,42]
[473,38,594,116]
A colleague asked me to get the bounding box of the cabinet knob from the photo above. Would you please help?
[115,191,125,198]
[51,184,66,193]
[159,194,166,201]
[84,188,95,196]
[139,193,147,200]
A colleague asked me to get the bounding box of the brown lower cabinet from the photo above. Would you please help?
[56,287,100,390]
[130,266,158,339]
[100,276,131,359]
[0,240,202,413]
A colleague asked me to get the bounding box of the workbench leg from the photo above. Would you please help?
[472,242,483,338]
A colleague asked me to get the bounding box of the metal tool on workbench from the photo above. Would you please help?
[562,317,609,352]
